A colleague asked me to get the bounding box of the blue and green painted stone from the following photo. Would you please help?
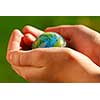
[32,32,67,48]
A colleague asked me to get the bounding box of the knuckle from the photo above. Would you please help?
[12,29,19,34]
[23,25,30,32]
[73,25,85,29]
[23,25,30,29]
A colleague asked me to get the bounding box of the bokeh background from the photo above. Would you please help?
[0,16,100,82]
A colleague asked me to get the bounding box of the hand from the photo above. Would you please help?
[6,25,100,82]
[6,26,47,82]
[45,25,100,66]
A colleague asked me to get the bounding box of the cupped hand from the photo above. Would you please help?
[6,26,47,82]
[45,25,100,66]
[6,25,100,82]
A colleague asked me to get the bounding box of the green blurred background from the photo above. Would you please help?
[0,16,100,82]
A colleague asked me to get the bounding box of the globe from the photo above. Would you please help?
[32,32,67,48]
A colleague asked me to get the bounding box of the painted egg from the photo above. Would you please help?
[32,32,67,48]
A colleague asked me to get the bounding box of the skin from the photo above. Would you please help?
[6,25,100,82]
[45,25,100,66]
[23,33,36,47]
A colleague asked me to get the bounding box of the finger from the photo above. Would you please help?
[6,29,23,63]
[7,47,68,67]
[7,29,23,52]
[22,25,44,38]
[8,49,47,67]
[45,25,75,41]
[20,36,31,50]
[22,33,36,47]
